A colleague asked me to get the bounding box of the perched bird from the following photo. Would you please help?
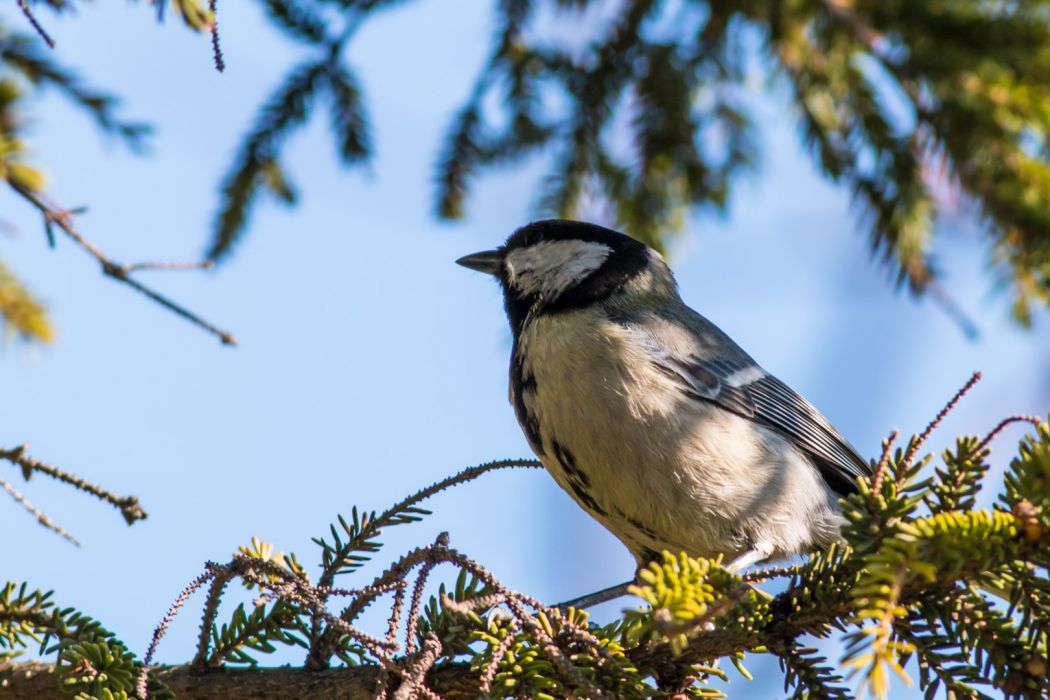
[457,219,869,588]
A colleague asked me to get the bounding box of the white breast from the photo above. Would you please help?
[516,310,844,564]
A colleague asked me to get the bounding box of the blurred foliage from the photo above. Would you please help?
[208,0,1050,324]
[0,16,150,341]
[4,417,1048,698]
[1,0,1050,339]
[0,58,50,342]
[0,258,52,342]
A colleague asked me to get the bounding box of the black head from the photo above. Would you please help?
[456,219,653,335]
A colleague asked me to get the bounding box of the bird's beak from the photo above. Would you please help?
[455,249,503,276]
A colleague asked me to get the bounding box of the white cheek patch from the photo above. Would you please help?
[505,240,612,298]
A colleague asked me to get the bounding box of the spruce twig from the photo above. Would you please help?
[871,429,899,500]
[976,415,1044,454]
[902,372,982,466]
[0,443,147,525]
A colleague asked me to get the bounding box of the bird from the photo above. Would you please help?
[457,219,870,605]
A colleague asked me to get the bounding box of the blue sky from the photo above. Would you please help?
[2,2,1048,696]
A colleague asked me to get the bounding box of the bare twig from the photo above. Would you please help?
[16,0,55,48]
[0,476,79,546]
[404,559,439,655]
[308,460,543,668]
[871,429,900,501]
[976,415,1044,454]
[169,527,607,697]
[0,443,147,525]
[742,563,800,583]
[122,260,215,273]
[901,372,982,467]
[139,570,217,680]
[317,459,543,592]
[478,619,518,695]
[7,181,237,346]
[192,562,240,670]
[369,459,544,558]
[391,633,445,700]
[141,558,402,699]
[508,595,603,699]
[208,0,225,72]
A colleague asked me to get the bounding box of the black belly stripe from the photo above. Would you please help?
[551,440,590,488]
[566,478,606,517]
[510,351,544,456]
[551,438,605,517]
[609,505,660,540]
[627,516,659,540]
[638,546,662,564]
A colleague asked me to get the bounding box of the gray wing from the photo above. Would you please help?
[620,312,870,496]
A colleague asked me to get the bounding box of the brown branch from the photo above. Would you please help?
[0,443,147,525]
[478,618,518,695]
[7,181,237,346]
[141,569,217,674]
[403,559,438,655]
[14,509,1043,700]
[976,415,1044,454]
[741,563,799,583]
[871,429,899,500]
[308,458,543,665]
[1,661,483,700]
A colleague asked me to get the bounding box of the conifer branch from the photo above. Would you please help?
[5,403,1049,699]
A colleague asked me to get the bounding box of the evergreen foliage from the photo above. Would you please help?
[3,1,1050,339]
[208,0,1050,319]
[2,4,1050,699]
[3,404,1048,699]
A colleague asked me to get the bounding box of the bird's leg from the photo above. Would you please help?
[554,580,633,611]
[725,541,775,573]
[556,542,777,611]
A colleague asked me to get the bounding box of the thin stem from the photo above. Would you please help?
[976,415,1044,454]
[0,476,79,546]
[209,0,225,72]
[7,181,237,346]
[871,429,900,501]
[17,0,55,48]
[901,372,982,467]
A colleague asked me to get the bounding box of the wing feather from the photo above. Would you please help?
[654,351,870,496]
